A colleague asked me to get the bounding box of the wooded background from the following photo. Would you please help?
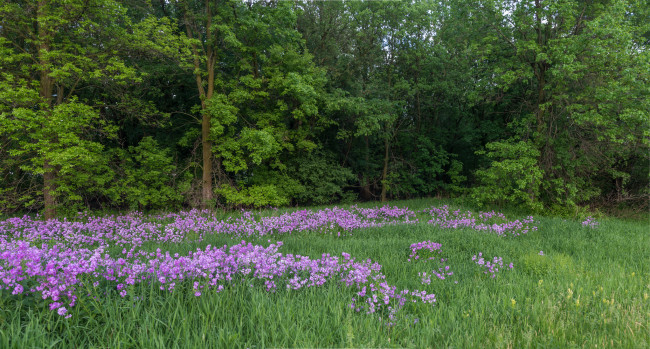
[1,0,648,218]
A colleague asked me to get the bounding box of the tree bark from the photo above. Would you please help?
[380,136,389,202]
[415,54,422,133]
[185,3,216,209]
[358,136,372,200]
[38,0,57,220]
[201,109,213,208]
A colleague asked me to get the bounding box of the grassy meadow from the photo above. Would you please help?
[0,199,648,348]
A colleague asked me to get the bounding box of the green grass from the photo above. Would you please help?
[1,198,648,348]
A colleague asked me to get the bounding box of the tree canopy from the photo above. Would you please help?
[1,0,647,218]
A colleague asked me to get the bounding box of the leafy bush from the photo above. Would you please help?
[445,159,467,195]
[288,150,356,205]
[472,139,543,211]
[215,183,289,208]
[0,150,39,214]
[389,137,466,198]
[106,137,185,210]
[216,150,356,208]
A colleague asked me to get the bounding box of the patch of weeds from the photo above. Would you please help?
[520,251,573,277]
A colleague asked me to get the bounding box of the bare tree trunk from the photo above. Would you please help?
[38,0,56,219]
[415,55,422,133]
[201,110,213,208]
[360,178,372,200]
[380,137,389,202]
[360,136,372,200]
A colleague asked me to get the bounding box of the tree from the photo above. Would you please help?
[474,0,649,209]
[153,0,329,208]
[0,0,142,218]
[168,0,236,208]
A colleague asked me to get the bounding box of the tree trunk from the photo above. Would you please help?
[359,136,372,200]
[415,54,422,133]
[185,4,216,209]
[38,0,56,219]
[359,176,372,201]
[380,136,389,202]
[201,110,213,208]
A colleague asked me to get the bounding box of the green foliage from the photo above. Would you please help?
[206,94,238,139]
[1,0,647,213]
[472,140,544,211]
[390,136,467,198]
[216,150,355,208]
[288,151,356,205]
[0,0,151,215]
[215,184,289,209]
[0,147,38,213]
[107,137,186,210]
[244,168,306,204]
[446,160,467,195]
[393,138,449,197]
[1,95,117,210]
[474,0,650,211]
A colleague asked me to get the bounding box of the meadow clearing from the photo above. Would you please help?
[0,199,648,348]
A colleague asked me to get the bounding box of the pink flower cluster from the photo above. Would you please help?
[0,206,418,250]
[407,240,444,262]
[1,205,534,320]
[581,216,599,229]
[350,281,436,325]
[471,252,514,278]
[0,236,435,319]
[419,266,454,284]
[408,241,454,284]
[0,206,422,320]
[424,206,537,237]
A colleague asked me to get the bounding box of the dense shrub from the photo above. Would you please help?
[472,140,543,211]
